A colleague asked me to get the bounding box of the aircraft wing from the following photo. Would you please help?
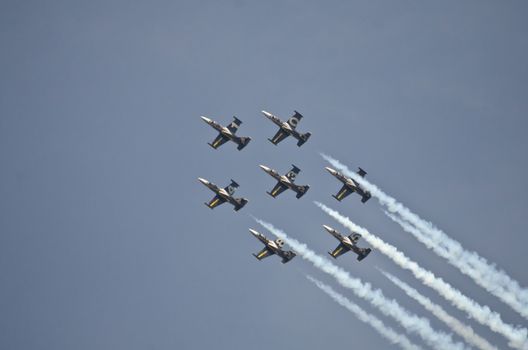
[329,243,350,259]
[209,133,229,149]
[205,195,226,209]
[268,129,290,145]
[253,246,275,260]
[227,116,242,133]
[267,182,288,198]
[287,111,303,128]
[285,164,301,181]
[333,185,354,201]
[223,180,239,196]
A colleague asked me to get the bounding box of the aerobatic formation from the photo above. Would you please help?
[198,110,371,262]
[197,110,528,350]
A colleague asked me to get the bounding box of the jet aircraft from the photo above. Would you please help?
[201,116,251,150]
[249,229,296,263]
[198,177,248,211]
[323,225,372,261]
[260,164,310,199]
[261,110,311,146]
[325,166,371,203]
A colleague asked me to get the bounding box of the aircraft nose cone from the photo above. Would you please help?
[198,177,209,185]
[322,225,334,232]
[249,228,259,236]
[325,167,336,175]
[200,116,212,123]
[261,110,272,117]
[259,165,271,172]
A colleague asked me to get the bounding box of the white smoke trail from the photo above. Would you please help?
[306,275,423,350]
[316,202,528,349]
[384,210,528,321]
[379,269,498,350]
[321,153,528,320]
[255,218,468,350]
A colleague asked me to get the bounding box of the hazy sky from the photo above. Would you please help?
[1,1,528,349]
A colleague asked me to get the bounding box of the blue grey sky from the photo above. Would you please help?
[1,1,527,349]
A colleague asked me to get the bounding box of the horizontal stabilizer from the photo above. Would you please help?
[361,192,371,203]
[295,185,310,199]
[281,251,296,263]
[297,132,311,147]
[357,167,367,177]
[236,137,251,150]
[357,248,372,261]
[234,198,248,211]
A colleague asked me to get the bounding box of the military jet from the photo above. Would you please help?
[259,164,310,199]
[201,116,251,150]
[198,177,248,211]
[325,166,372,203]
[323,225,372,261]
[249,229,296,263]
[261,110,311,147]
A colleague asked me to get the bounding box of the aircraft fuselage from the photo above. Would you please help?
[259,165,304,192]
[327,168,369,198]
[198,178,238,205]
